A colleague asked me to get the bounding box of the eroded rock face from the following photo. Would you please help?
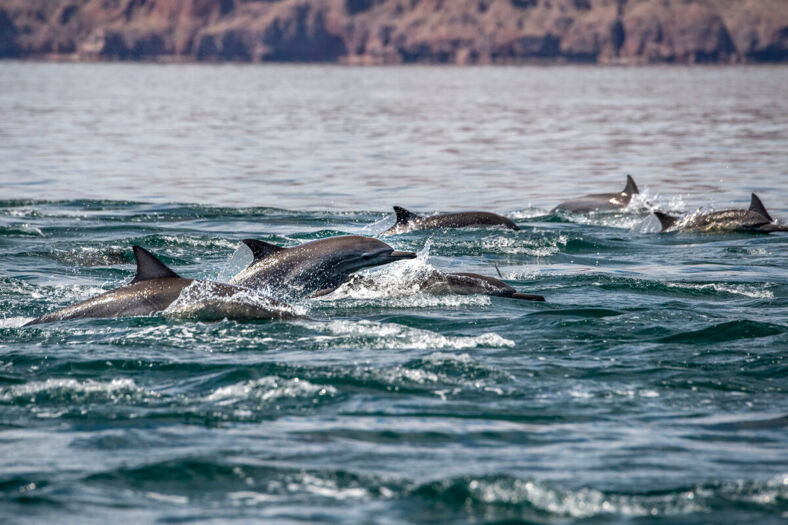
[0,0,786,63]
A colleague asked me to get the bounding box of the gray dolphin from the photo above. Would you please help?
[552,175,639,213]
[229,235,417,299]
[25,246,296,326]
[419,271,545,301]
[381,207,519,236]
[654,193,788,233]
[311,270,545,302]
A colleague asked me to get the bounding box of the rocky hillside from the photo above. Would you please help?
[1,0,786,64]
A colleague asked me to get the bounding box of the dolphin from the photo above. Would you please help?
[25,246,296,326]
[311,270,545,302]
[381,207,519,236]
[229,235,417,299]
[420,271,545,301]
[653,193,788,233]
[552,175,639,213]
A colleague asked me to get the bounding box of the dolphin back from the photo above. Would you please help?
[749,193,773,222]
[231,236,414,297]
[24,278,191,326]
[552,175,639,213]
[654,211,679,231]
[130,246,181,283]
[430,272,545,301]
[394,206,422,225]
[243,239,285,261]
[623,175,639,195]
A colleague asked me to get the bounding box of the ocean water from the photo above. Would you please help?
[0,63,787,524]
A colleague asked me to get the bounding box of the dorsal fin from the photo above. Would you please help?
[242,239,284,261]
[623,174,639,195]
[653,211,678,231]
[749,193,773,222]
[393,206,421,225]
[130,246,180,284]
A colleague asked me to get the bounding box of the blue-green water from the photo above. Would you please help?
[1,64,788,524]
[1,200,786,524]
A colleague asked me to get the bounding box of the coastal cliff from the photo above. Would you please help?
[1,0,786,64]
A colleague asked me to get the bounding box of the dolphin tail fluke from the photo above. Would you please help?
[130,246,181,284]
[749,193,773,222]
[242,239,284,261]
[393,206,421,225]
[653,211,679,232]
[623,174,639,195]
[511,292,546,302]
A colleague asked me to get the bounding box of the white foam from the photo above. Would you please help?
[156,235,238,251]
[0,317,33,328]
[164,280,303,320]
[665,282,774,299]
[145,492,189,505]
[503,267,542,280]
[354,352,513,392]
[552,188,689,231]
[302,320,514,350]
[216,245,254,282]
[206,376,336,405]
[228,491,282,504]
[425,235,564,257]
[626,189,687,215]
[468,479,703,517]
[0,378,146,401]
[313,256,501,307]
[509,208,548,220]
[567,211,646,230]
[478,236,562,256]
[286,473,369,500]
[10,223,44,236]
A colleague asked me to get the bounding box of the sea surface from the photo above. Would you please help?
[0,63,787,524]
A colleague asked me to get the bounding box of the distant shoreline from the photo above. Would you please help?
[2,0,786,66]
[2,57,787,67]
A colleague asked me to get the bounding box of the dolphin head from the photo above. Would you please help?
[332,236,416,275]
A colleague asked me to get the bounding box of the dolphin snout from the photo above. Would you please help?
[389,250,417,260]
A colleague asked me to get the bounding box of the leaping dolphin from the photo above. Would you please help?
[653,193,788,233]
[311,270,545,302]
[552,175,639,213]
[229,235,417,299]
[25,246,296,326]
[381,207,519,236]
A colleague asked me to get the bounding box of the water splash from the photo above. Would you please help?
[300,320,514,350]
[164,280,303,321]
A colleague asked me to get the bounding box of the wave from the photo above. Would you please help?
[6,461,784,523]
[39,246,131,267]
[409,474,788,520]
[658,320,784,344]
[0,224,44,237]
[665,281,775,299]
[0,378,150,404]
[163,280,303,321]
[560,274,778,300]
[301,320,514,351]
[313,257,496,308]
[324,351,515,398]
[205,376,336,406]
